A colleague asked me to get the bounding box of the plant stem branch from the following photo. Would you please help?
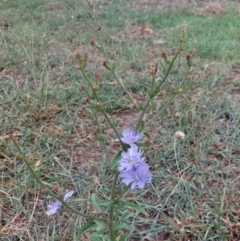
[9,135,94,219]
[92,16,137,107]
[100,109,124,148]
[135,46,183,130]
[146,66,190,126]
[109,171,119,241]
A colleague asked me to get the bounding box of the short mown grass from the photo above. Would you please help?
[1,0,240,240]
[149,5,239,59]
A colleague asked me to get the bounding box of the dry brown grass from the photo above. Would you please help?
[195,2,226,15]
[45,2,65,10]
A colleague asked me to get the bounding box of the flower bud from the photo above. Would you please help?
[186,54,192,67]
[150,63,157,77]
[0,138,7,147]
[86,0,93,8]
[90,39,96,46]
[75,51,88,69]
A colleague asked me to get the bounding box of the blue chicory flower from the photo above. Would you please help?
[46,190,74,216]
[118,145,144,172]
[120,129,142,146]
[120,162,152,189]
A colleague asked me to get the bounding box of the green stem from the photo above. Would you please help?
[9,135,93,219]
[93,111,111,164]
[109,171,119,241]
[150,75,155,93]
[80,65,123,147]
[92,16,137,107]
[146,66,190,126]
[115,185,130,202]
[100,109,124,148]
[81,66,93,88]
[150,47,182,99]
[135,46,183,130]
[80,67,93,98]
[135,99,151,131]
[173,138,181,175]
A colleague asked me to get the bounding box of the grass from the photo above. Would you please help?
[149,6,240,60]
[1,0,240,240]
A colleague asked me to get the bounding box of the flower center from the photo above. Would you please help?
[133,173,140,182]
[129,158,136,167]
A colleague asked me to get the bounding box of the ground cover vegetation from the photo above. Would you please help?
[0,0,240,240]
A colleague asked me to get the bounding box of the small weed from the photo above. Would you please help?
[1,0,240,240]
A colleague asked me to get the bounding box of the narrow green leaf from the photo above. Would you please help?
[111,150,122,169]
[117,222,135,232]
[117,210,134,227]
[90,233,103,241]
[94,219,107,229]
[95,133,105,142]
[120,199,148,216]
[78,221,96,235]
[97,199,113,206]
[90,233,110,241]
[91,193,103,212]
[143,131,151,139]
[117,234,129,241]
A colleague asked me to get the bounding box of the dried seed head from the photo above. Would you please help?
[191,97,198,104]
[161,51,167,59]
[86,0,93,8]
[150,63,158,77]
[175,131,185,140]
[75,51,88,69]
[175,112,181,118]
[94,72,101,81]
[90,39,96,46]
[75,65,80,70]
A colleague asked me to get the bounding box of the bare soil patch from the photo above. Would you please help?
[195,2,226,15]
[45,2,65,10]
[111,21,155,41]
